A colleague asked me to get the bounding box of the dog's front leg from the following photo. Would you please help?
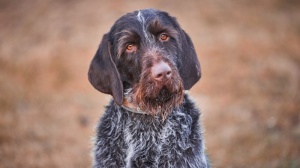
[93,107,127,168]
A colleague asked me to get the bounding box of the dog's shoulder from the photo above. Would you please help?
[95,100,125,137]
[181,94,201,121]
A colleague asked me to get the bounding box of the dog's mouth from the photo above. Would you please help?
[156,87,171,102]
[154,87,175,103]
[131,74,184,119]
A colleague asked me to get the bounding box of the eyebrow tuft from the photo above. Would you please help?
[148,19,178,38]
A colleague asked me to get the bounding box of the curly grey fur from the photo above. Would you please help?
[93,94,209,168]
[89,9,210,168]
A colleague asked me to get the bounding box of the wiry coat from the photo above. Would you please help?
[93,95,207,168]
[88,9,209,168]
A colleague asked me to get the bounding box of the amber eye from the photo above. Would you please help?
[125,44,137,53]
[160,33,169,41]
[126,44,133,50]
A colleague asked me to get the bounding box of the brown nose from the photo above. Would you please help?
[151,61,172,81]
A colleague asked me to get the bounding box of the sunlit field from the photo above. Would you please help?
[0,0,299,167]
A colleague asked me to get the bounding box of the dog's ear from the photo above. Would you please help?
[179,30,201,90]
[88,34,123,105]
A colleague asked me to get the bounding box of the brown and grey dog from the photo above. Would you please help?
[88,9,209,168]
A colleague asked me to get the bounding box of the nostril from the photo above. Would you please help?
[166,71,172,77]
[156,73,163,79]
[152,61,172,80]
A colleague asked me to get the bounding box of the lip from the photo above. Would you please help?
[154,87,174,102]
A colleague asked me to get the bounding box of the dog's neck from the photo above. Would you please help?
[121,90,189,115]
[121,88,147,114]
[122,98,147,114]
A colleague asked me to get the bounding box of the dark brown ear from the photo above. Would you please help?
[88,34,123,105]
[179,30,201,90]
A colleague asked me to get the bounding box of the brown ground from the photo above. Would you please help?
[0,0,299,167]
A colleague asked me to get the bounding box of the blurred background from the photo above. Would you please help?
[0,0,299,167]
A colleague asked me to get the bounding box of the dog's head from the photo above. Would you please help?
[88,9,201,116]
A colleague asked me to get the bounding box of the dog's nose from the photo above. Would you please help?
[152,61,172,81]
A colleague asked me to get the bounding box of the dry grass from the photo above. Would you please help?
[0,0,299,167]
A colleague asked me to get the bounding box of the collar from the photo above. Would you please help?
[121,90,189,115]
[121,98,147,114]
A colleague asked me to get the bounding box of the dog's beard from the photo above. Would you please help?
[131,68,184,119]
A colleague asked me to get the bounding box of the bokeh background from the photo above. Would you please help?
[1,0,299,167]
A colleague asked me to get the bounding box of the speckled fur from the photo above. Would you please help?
[89,9,210,168]
[93,94,208,168]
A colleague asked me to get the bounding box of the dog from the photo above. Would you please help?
[88,9,209,168]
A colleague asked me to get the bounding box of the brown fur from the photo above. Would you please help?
[131,49,184,119]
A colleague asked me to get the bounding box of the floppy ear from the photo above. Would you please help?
[88,34,123,105]
[179,30,201,90]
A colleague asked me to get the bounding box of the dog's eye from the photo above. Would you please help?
[160,34,169,41]
[126,44,133,50]
[126,44,137,53]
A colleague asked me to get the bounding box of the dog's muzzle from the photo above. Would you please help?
[151,61,172,82]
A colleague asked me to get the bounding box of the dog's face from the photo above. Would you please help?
[88,9,201,117]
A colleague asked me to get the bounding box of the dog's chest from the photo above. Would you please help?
[122,110,193,167]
